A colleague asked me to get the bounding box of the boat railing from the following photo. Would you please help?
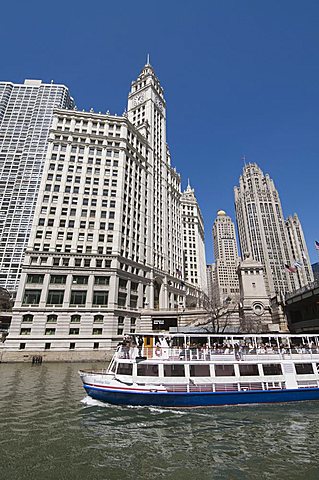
[163,381,287,393]
[114,345,319,362]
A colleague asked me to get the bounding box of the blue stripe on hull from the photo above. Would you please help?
[83,385,319,407]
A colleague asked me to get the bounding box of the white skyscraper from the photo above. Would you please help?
[285,214,314,286]
[234,163,308,296]
[181,182,207,292]
[6,62,203,354]
[206,263,215,302]
[0,79,74,291]
[212,210,240,305]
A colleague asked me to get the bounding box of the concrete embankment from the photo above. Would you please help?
[0,349,114,363]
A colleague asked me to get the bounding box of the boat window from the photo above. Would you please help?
[239,364,259,376]
[164,364,185,377]
[137,364,159,376]
[190,364,210,377]
[262,364,282,375]
[215,365,235,377]
[295,364,313,375]
[117,363,133,375]
[109,362,116,373]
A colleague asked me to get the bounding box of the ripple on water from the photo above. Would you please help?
[1,363,319,480]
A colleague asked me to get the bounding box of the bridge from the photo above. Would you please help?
[285,281,319,333]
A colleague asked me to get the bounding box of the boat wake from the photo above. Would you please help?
[81,396,109,408]
[80,396,187,414]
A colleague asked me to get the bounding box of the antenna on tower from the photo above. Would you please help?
[241,155,247,166]
[146,53,150,65]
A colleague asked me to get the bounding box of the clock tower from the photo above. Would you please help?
[127,57,166,159]
[126,59,183,308]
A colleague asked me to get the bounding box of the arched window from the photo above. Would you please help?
[70,314,81,323]
[93,315,103,323]
[47,314,58,323]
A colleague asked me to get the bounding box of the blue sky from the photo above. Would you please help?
[1,0,319,263]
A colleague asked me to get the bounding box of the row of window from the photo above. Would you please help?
[23,290,108,306]
[19,342,100,351]
[20,327,103,336]
[26,274,110,285]
[22,314,104,323]
[115,363,317,377]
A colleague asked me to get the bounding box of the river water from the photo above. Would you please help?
[1,362,319,480]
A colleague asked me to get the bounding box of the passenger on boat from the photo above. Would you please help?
[122,336,131,359]
[137,336,144,357]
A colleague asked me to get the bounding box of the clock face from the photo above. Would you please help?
[133,93,144,106]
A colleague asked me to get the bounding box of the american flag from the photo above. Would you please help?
[285,264,297,273]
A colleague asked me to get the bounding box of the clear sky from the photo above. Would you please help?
[1,0,319,263]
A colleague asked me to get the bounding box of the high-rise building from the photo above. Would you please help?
[206,263,215,301]
[285,214,314,286]
[212,210,240,305]
[6,62,203,353]
[0,79,74,292]
[234,163,310,296]
[312,263,319,282]
[181,182,207,292]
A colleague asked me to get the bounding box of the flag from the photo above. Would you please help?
[293,260,303,269]
[285,264,297,273]
[315,241,319,251]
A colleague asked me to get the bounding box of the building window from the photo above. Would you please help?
[47,314,58,323]
[20,328,31,336]
[45,328,56,336]
[26,274,44,284]
[70,314,81,323]
[94,276,110,285]
[22,290,41,305]
[47,290,64,306]
[45,343,51,350]
[72,276,88,285]
[69,328,80,335]
[93,342,99,350]
[70,291,87,306]
[94,315,104,323]
[93,291,108,306]
[50,275,67,285]
[69,342,76,350]
[117,293,126,307]
[19,343,26,350]
[92,328,102,335]
[22,314,33,323]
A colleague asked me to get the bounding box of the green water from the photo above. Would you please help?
[1,362,319,480]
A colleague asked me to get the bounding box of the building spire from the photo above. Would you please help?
[186,178,192,191]
[146,53,150,65]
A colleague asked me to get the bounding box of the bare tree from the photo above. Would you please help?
[191,293,238,333]
[238,314,266,334]
[0,287,13,312]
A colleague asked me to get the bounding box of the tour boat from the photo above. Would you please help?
[79,333,319,407]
